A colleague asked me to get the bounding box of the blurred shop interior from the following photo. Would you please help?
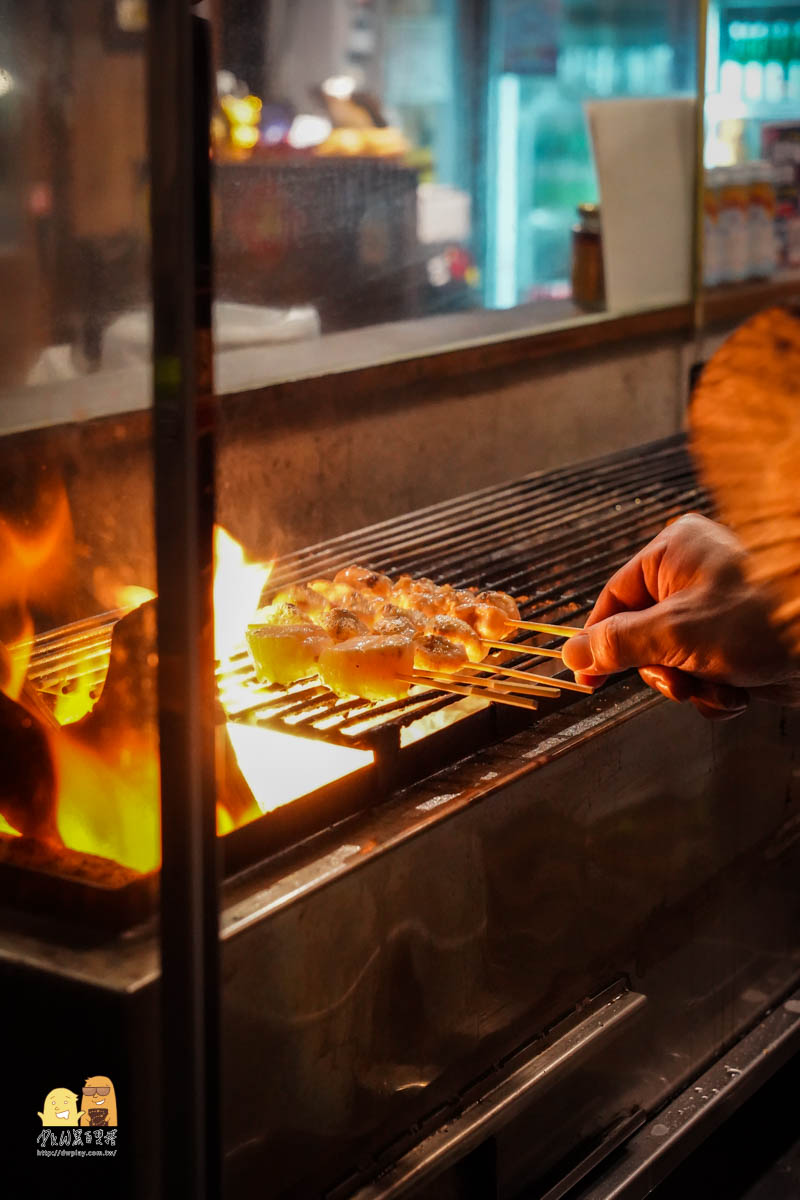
[3,0,800,398]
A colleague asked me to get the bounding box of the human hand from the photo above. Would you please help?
[561,514,800,719]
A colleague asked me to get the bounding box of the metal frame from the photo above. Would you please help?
[147,2,220,1196]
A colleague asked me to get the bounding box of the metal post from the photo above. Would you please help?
[147,3,219,1197]
[693,0,710,350]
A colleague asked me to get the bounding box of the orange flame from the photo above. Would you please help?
[114,585,156,612]
[226,722,372,815]
[0,485,73,610]
[54,733,161,873]
[4,612,34,702]
[0,510,372,879]
[213,526,273,664]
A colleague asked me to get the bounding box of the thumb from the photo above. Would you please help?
[562,607,674,677]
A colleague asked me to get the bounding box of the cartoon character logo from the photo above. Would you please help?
[79,1075,118,1128]
[38,1087,84,1126]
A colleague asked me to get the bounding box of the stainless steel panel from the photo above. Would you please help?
[3,682,799,1198]
[348,984,647,1200]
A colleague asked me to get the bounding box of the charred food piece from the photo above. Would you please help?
[316,608,370,643]
[454,602,514,641]
[475,591,520,621]
[373,602,426,637]
[269,583,331,618]
[333,566,393,598]
[413,634,467,674]
[427,614,485,662]
[309,580,382,622]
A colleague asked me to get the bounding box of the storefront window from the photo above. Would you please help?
[0,1,701,413]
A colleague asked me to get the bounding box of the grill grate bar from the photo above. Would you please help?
[266,439,691,590]
[383,482,706,595]
[272,436,687,581]
[26,438,707,750]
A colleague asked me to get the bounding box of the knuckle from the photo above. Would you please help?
[595,618,623,666]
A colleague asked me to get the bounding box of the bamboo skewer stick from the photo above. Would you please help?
[482,639,563,659]
[412,669,557,698]
[452,672,558,698]
[508,620,583,638]
[398,674,539,712]
[463,662,594,695]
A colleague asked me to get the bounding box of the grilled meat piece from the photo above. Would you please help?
[318,634,413,701]
[246,624,332,687]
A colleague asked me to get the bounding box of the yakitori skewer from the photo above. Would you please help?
[436,670,560,698]
[462,661,594,695]
[398,673,540,711]
[408,668,560,700]
[508,620,583,638]
[482,638,563,659]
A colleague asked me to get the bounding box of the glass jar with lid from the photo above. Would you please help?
[570,203,605,311]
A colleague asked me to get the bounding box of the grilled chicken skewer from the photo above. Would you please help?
[249,569,576,707]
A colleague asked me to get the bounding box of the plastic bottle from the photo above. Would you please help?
[721,21,744,98]
[743,22,768,102]
[718,165,750,283]
[788,20,800,101]
[703,170,723,288]
[765,21,788,103]
[748,161,778,278]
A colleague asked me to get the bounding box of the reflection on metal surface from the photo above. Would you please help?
[349,984,647,1200]
[573,976,800,1200]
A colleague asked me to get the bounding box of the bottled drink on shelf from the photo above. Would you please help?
[703,170,723,288]
[789,21,800,101]
[717,165,750,283]
[720,21,744,98]
[743,22,769,103]
[748,161,778,279]
[765,20,789,104]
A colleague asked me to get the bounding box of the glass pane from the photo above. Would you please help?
[212,0,698,391]
[486,0,696,308]
[0,2,160,1192]
[0,0,158,865]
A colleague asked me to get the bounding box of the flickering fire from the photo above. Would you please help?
[5,612,34,702]
[0,501,373,880]
[212,526,373,816]
[115,585,157,612]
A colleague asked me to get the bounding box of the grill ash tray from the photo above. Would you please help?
[0,834,158,930]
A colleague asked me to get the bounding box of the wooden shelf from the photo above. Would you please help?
[701,272,800,330]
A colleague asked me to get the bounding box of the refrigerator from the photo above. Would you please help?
[705,0,800,166]
[483,0,697,309]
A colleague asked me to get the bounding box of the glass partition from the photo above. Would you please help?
[0,2,704,420]
[211,0,699,389]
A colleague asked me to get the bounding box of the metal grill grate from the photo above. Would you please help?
[27,435,709,752]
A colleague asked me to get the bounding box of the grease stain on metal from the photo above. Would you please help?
[416,793,460,813]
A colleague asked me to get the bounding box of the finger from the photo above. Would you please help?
[691,697,748,721]
[562,606,677,678]
[639,665,695,703]
[689,679,749,715]
[584,534,666,627]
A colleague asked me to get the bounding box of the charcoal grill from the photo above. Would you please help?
[30,434,709,753]
[4,432,800,1199]
[9,434,711,909]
